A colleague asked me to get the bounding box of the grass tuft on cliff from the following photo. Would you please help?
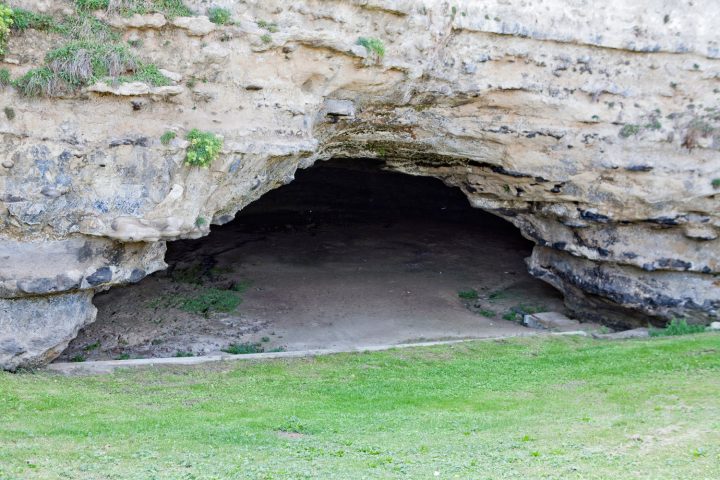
[0,334,719,478]
[9,8,56,32]
[208,7,232,25]
[14,41,169,96]
[357,36,385,59]
[76,0,193,19]
[0,3,12,55]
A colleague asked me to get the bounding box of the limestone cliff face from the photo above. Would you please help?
[0,0,718,369]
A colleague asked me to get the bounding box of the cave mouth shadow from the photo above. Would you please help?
[61,158,566,361]
[167,157,533,264]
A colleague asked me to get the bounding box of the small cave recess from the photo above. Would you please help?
[58,159,566,361]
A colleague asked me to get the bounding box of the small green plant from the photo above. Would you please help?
[122,63,170,86]
[116,353,131,360]
[195,216,206,227]
[261,336,270,343]
[76,0,193,19]
[10,8,56,31]
[712,178,720,189]
[0,67,9,86]
[0,3,13,55]
[222,342,264,355]
[478,309,496,318]
[208,7,231,25]
[185,129,223,167]
[619,124,641,138]
[160,130,176,145]
[70,354,86,362]
[260,33,272,43]
[174,350,194,357]
[356,37,385,59]
[54,14,117,42]
[180,288,241,315]
[13,67,56,96]
[257,19,278,32]
[458,289,479,300]
[649,318,706,337]
[84,341,100,351]
[75,0,110,10]
[503,311,520,322]
[488,290,509,301]
[3,106,14,120]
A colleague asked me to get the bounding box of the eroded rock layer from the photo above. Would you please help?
[1,0,719,368]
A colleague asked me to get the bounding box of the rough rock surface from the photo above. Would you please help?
[0,0,719,369]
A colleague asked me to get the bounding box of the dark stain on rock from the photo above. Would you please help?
[129,269,146,283]
[86,267,112,286]
[579,210,610,223]
[625,164,653,172]
[77,242,94,262]
[109,137,149,148]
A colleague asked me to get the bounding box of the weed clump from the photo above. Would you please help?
[649,318,706,337]
[257,19,278,32]
[357,37,385,59]
[160,130,176,145]
[0,4,13,55]
[619,124,641,138]
[14,41,169,96]
[10,8,55,31]
[0,68,10,86]
[208,7,231,25]
[47,41,137,86]
[146,287,241,316]
[222,343,264,355]
[121,63,170,85]
[712,178,720,189]
[185,129,223,167]
[13,67,58,97]
[458,289,479,300]
[76,0,193,19]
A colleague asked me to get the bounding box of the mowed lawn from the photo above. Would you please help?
[0,334,719,479]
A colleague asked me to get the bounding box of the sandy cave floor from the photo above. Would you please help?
[57,162,578,362]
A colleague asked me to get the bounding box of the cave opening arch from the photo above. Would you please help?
[59,158,568,361]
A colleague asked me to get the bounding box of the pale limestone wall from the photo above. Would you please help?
[0,0,718,368]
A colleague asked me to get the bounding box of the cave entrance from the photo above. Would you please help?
[59,159,567,361]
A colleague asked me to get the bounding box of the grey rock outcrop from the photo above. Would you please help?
[0,0,718,369]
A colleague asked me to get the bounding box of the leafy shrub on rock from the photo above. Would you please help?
[0,4,13,55]
[208,7,231,25]
[185,129,223,167]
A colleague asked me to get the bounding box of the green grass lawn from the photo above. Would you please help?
[1,334,719,479]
